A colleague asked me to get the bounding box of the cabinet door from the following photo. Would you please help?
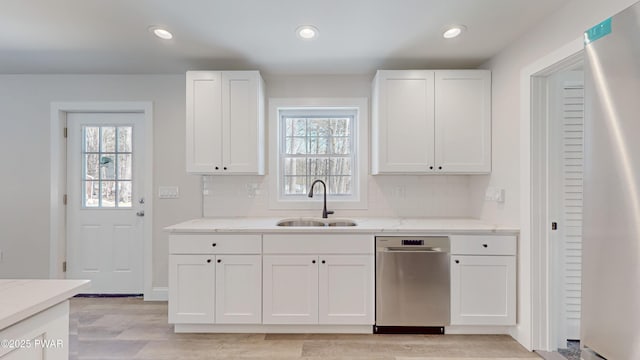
[318,255,373,325]
[450,255,516,325]
[372,70,435,174]
[263,255,319,324]
[435,70,491,173]
[215,255,262,324]
[221,71,264,174]
[169,255,215,324]
[186,71,223,173]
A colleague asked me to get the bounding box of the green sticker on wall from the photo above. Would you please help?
[585,18,612,44]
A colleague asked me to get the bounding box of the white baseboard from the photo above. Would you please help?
[144,287,168,301]
[445,325,513,335]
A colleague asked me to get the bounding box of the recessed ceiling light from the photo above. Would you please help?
[296,25,319,40]
[443,25,466,39]
[149,26,173,40]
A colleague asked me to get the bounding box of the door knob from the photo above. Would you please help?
[136,211,145,217]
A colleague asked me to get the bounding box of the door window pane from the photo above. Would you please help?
[82,126,133,208]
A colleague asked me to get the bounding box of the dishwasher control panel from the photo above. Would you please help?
[402,239,424,246]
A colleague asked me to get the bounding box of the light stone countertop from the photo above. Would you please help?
[0,279,90,330]
[165,217,519,235]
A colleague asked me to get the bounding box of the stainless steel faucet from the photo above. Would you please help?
[308,179,334,219]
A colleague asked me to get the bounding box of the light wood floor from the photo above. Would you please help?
[69,297,541,360]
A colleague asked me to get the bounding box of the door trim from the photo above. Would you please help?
[49,102,155,299]
[520,39,583,351]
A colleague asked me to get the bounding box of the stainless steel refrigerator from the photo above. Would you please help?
[582,3,640,359]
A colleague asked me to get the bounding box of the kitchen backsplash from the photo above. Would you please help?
[202,175,473,218]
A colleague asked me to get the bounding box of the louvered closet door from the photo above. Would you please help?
[555,77,584,342]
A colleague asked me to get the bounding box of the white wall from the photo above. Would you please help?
[0,75,202,288]
[202,75,476,218]
[472,0,638,349]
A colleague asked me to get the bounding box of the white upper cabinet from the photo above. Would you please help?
[372,69,491,174]
[186,71,265,174]
[372,70,435,174]
[435,71,491,173]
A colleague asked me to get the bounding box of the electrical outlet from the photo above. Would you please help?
[391,186,406,198]
[246,183,258,198]
[485,187,506,203]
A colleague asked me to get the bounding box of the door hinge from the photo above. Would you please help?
[63,127,68,138]
[551,222,558,230]
[62,261,67,272]
[63,194,68,205]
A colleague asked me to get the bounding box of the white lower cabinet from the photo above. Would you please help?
[169,254,215,324]
[450,235,517,326]
[215,255,262,324]
[262,255,319,324]
[168,234,262,325]
[169,253,262,325]
[263,254,374,325]
[319,255,373,325]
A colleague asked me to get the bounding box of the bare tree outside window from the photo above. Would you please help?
[280,110,356,197]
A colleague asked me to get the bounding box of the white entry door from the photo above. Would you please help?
[66,112,145,293]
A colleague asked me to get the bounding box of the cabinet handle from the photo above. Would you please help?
[321,260,326,264]
[207,259,212,263]
[223,167,228,170]
[312,260,316,264]
[455,260,459,264]
[217,259,221,263]
[482,244,488,248]
[212,243,217,247]
[215,166,219,170]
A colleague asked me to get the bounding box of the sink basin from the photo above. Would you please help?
[276,218,357,227]
[327,220,357,227]
[277,219,326,227]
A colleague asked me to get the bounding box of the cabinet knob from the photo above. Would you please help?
[207,259,212,263]
[321,260,326,264]
[212,243,217,247]
[455,260,460,264]
[223,167,228,170]
[429,166,434,170]
[482,244,488,248]
[438,166,443,170]
[215,166,219,170]
[312,260,316,264]
[217,259,221,263]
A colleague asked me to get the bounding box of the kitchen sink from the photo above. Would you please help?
[327,220,357,227]
[276,218,357,227]
[276,219,326,227]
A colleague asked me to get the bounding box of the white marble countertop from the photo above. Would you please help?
[166,217,519,235]
[0,279,90,330]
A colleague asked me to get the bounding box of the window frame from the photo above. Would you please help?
[268,98,369,210]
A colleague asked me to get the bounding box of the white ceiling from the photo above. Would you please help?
[0,0,571,75]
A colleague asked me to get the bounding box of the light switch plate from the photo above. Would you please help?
[159,186,179,199]
[485,187,505,203]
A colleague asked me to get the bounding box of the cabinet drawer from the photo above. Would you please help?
[263,234,373,254]
[450,235,516,256]
[169,234,261,254]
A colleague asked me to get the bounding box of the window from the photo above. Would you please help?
[280,109,356,198]
[82,126,133,208]
[269,98,368,210]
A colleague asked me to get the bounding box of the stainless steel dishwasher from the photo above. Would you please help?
[375,236,450,334]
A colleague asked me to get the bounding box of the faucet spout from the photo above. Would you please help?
[308,179,334,219]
